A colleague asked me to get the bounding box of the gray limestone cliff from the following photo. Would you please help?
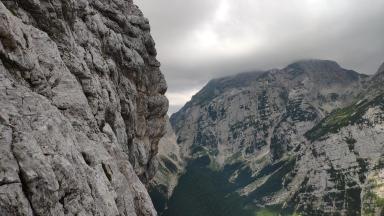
[0,0,167,215]
[300,64,384,215]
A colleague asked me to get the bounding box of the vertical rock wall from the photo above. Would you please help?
[0,0,167,215]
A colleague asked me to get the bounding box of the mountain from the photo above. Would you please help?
[171,59,366,166]
[0,1,167,215]
[153,59,383,215]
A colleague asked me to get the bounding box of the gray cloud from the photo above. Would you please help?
[136,0,217,45]
[135,0,384,113]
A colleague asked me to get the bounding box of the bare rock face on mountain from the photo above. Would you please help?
[148,117,183,212]
[299,65,384,215]
[163,60,384,215]
[0,0,167,215]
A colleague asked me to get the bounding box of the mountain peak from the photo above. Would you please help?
[286,59,344,75]
[285,59,362,84]
[287,59,341,70]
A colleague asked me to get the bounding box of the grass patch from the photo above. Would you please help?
[305,93,384,141]
[161,155,297,216]
[255,208,279,216]
[163,156,256,216]
[363,191,384,215]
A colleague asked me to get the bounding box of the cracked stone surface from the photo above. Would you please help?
[0,0,167,215]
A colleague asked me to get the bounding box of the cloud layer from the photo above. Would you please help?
[135,0,384,114]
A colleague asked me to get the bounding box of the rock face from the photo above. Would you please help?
[159,60,384,215]
[148,117,183,213]
[0,0,167,215]
[300,68,384,215]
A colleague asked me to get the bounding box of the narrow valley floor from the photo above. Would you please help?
[151,156,289,216]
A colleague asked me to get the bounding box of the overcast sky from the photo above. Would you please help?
[135,0,384,114]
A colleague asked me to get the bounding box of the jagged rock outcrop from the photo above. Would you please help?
[157,60,384,215]
[0,0,167,215]
[149,117,183,213]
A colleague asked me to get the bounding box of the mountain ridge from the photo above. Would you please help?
[171,59,367,134]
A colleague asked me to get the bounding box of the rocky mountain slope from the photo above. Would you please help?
[0,0,167,215]
[152,60,384,215]
[296,64,384,215]
[149,117,183,212]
